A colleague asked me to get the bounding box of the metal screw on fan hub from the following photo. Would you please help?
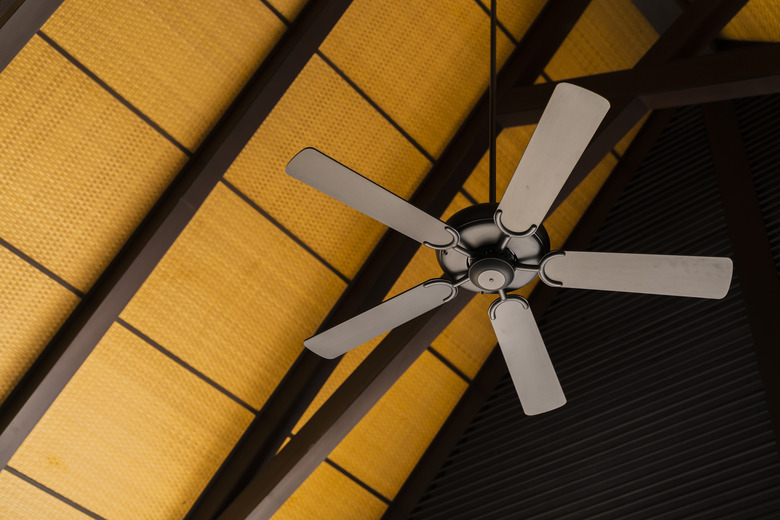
[469,258,514,291]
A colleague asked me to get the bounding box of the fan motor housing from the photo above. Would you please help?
[437,203,550,293]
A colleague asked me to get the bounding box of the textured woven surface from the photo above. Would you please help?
[723,0,780,41]
[43,0,285,150]
[272,462,387,519]
[0,470,90,520]
[225,55,431,279]
[320,0,515,157]
[328,350,469,499]
[121,183,347,410]
[268,0,308,22]
[478,0,548,41]
[0,36,187,292]
[10,324,254,520]
[0,247,79,404]
[546,0,657,80]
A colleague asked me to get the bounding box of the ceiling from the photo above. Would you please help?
[0,0,778,519]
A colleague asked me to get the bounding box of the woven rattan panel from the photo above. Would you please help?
[42,0,285,150]
[320,0,516,157]
[0,247,79,404]
[409,105,780,520]
[121,183,347,410]
[0,36,187,292]
[723,0,780,41]
[545,0,657,80]
[225,55,431,279]
[268,0,309,22]
[272,462,388,519]
[477,0,548,41]
[10,323,254,520]
[0,470,90,519]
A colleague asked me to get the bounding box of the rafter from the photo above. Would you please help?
[191,0,596,517]
[0,0,64,73]
[0,0,354,468]
[703,100,780,449]
[498,43,780,127]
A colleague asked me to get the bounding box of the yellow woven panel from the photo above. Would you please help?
[225,55,431,279]
[723,0,780,41]
[0,37,187,292]
[272,463,387,520]
[329,350,468,499]
[546,0,657,80]
[10,324,254,520]
[321,0,514,157]
[0,470,90,520]
[269,0,309,22]
[478,0,548,41]
[0,247,79,404]
[121,183,347,410]
[43,0,285,150]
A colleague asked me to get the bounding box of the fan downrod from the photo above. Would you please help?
[437,203,550,294]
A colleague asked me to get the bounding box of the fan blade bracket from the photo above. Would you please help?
[495,208,538,239]
[538,250,566,287]
[488,294,529,319]
[422,278,459,303]
[424,226,461,250]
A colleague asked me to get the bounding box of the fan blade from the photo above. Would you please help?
[540,251,733,299]
[496,83,610,236]
[489,296,565,415]
[287,148,457,249]
[305,280,456,359]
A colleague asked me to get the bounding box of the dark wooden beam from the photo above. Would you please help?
[218,291,473,519]
[498,44,780,127]
[703,100,780,448]
[185,1,596,517]
[382,109,676,519]
[0,0,354,468]
[0,0,64,73]
[547,0,749,217]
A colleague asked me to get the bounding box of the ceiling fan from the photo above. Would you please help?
[285,82,732,416]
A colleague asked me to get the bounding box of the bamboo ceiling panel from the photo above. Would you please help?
[0,247,79,404]
[328,350,469,499]
[268,0,309,23]
[10,324,254,520]
[0,36,187,293]
[120,183,346,410]
[478,0,549,41]
[0,470,90,520]
[290,194,472,434]
[320,0,515,157]
[42,0,286,150]
[272,462,387,520]
[225,55,431,279]
[722,0,780,41]
[545,0,657,81]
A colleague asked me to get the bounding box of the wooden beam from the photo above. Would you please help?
[498,44,780,127]
[382,109,677,519]
[218,291,473,520]
[0,0,354,468]
[0,0,64,73]
[185,1,596,517]
[547,0,749,216]
[703,100,780,448]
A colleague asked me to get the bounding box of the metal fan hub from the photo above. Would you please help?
[437,203,550,293]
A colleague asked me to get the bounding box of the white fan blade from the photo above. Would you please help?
[489,296,566,415]
[305,280,456,359]
[540,251,733,299]
[496,83,610,236]
[287,148,457,249]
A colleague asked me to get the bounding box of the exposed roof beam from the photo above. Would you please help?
[547,0,749,215]
[220,291,474,519]
[703,101,780,450]
[0,0,354,468]
[190,0,596,517]
[0,0,64,73]
[381,108,676,519]
[498,43,780,127]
